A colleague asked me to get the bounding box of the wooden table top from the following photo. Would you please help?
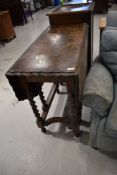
[47,3,94,16]
[7,24,88,76]
[63,0,92,5]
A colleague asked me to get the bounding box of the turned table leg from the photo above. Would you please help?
[38,85,48,111]
[28,97,46,133]
[21,78,46,133]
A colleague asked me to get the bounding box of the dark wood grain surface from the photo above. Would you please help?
[7,24,88,75]
[47,3,94,71]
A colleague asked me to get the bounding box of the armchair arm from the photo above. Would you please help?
[83,62,113,116]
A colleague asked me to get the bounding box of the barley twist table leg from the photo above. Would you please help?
[38,85,48,111]
[21,78,46,133]
[28,97,46,133]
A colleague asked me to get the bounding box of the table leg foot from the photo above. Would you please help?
[57,88,60,94]
[74,106,82,137]
[36,119,47,133]
[74,130,80,137]
[41,127,47,133]
[36,118,44,127]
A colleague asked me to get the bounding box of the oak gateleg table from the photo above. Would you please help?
[6,24,88,136]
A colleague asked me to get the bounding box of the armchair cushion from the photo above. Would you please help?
[83,62,113,116]
[101,27,117,81]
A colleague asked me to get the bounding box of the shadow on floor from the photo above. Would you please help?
[45,123,89,145]
[44,86,90,144]
[99,150,117,159]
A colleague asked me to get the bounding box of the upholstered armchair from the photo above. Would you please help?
[83,12,117,152]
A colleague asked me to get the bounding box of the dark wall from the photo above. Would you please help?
[0,0,24,25]
[93,0,108,13]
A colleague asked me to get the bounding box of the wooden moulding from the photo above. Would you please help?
[99,17,107,30]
